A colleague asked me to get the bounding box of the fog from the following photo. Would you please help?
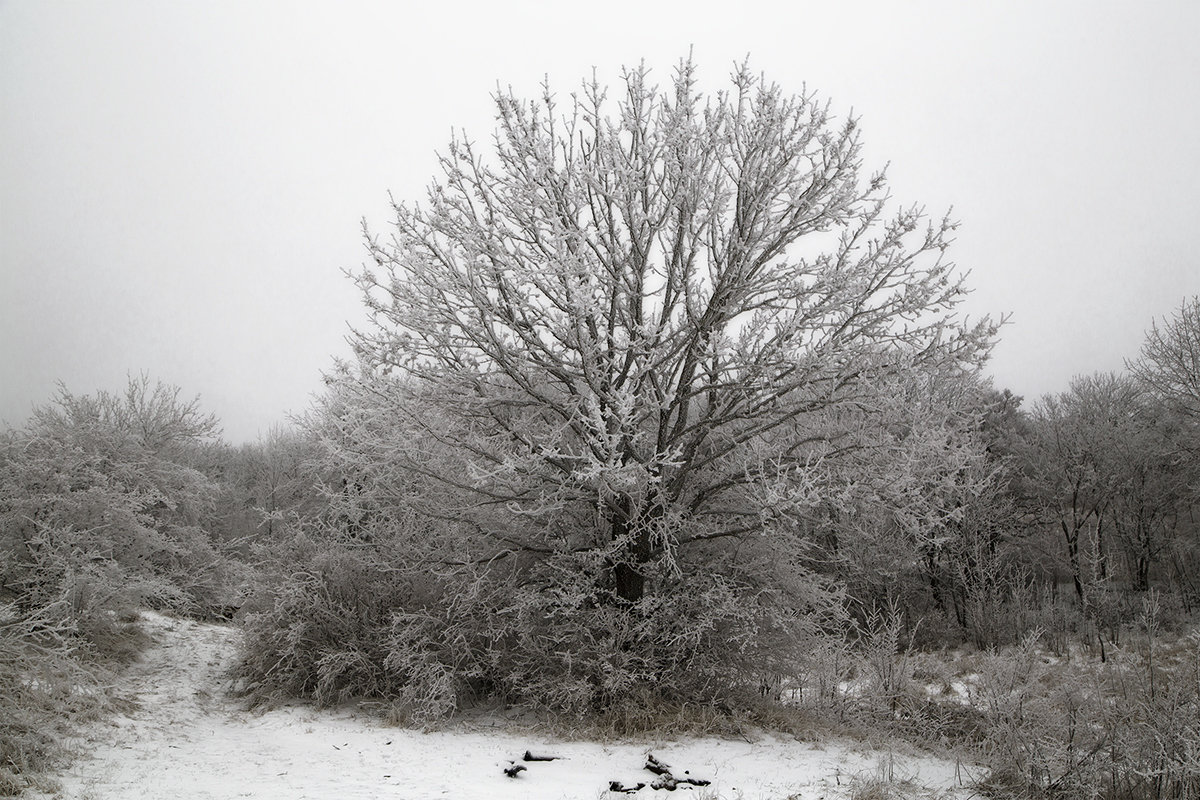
[3,0,1198,442]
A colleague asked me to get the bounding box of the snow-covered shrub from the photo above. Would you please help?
[381,573,501,724]
[0,378,244,626]
[940,609,1200,800]
[857,606,920,717]
[479,547,836,721]
[236,537,408,705]
[1089,604,1200,800]
[0,599,125,795]
[234,502,500,713]
[0,378,243,790]
[238,524,841,727]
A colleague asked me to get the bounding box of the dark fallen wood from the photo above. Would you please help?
[523,750,560,762]
[503,763,526,778]
[642,753,711,790]
[608,781,646,793]
[644,754,671,775]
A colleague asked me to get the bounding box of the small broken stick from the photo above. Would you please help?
[503,763,527,778]
[523,750,560,762]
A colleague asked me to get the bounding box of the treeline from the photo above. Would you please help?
[914,367,1200,651]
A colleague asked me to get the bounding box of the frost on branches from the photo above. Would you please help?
[338,58,996,712]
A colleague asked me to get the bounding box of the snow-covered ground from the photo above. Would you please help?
[37,612,978,799]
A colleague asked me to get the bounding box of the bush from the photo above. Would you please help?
[235,517,848,731]
[488,555,822,717]
[236,537,414,706]
[907,606,1200,800]
[0,378,245,618]
[0,600,134,796]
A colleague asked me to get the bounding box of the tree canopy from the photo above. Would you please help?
[351,58,995,605]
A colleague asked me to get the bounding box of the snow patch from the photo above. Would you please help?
[38,611,976,799]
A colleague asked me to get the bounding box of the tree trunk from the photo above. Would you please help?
[608,493,660,604]
[613,559,646,604]
[1062,519,1084,603]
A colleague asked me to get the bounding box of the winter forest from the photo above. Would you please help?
[4,61,1200,800]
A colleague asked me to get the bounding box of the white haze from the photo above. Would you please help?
[2,0,1198,442]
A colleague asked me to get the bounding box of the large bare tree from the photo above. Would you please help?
[350,59,995,604]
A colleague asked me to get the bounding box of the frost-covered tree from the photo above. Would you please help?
[227,59,1007,716]
[1133,296,1200,420]
[1018,375,1126,602]
[0,376,236,618]
[351,59,995,608]
[1128,298,1200,601]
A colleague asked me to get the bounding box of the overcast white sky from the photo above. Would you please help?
[2,1,1198,443]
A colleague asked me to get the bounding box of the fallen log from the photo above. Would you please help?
[643,753,711,790]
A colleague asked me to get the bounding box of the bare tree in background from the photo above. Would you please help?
[1018,374,1135,603]
[1133,296,1200,420]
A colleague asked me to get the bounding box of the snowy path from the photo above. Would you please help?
[41,612,973,799]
